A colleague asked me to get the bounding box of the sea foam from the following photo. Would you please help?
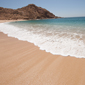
[0,22,85,58]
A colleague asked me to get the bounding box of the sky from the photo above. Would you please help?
[0,0,85,17]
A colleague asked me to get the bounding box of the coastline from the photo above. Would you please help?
[0,21,85,85]
[0,19,26,23]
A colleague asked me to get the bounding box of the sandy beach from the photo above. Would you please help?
[0,21,85,85]
[0,20,27,23]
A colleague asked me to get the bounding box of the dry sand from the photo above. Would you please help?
[0,20,26,23]
[0,21,85,85]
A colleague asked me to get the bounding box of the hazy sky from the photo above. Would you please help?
[0,0,85,17]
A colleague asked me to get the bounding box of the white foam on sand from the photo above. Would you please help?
[0,23,85,58]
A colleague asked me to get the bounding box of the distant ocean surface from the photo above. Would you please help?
[0,17,85,58]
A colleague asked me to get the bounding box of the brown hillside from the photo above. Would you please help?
[0,4,59,20]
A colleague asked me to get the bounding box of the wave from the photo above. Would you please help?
[0,22,85,58]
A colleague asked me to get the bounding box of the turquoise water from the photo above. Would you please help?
[10,17,85,34]
[0,17,85,58]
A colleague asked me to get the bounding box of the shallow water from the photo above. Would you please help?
[0,17,85,58]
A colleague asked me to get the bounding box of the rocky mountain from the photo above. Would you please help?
[0,4,60,20]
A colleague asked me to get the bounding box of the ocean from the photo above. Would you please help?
[0,17,85,58]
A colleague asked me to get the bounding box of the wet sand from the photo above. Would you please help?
[0,22,85,85]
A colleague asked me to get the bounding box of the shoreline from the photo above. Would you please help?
[0,20,85,85]
[0,19,84,58]
[0,19,26,23]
